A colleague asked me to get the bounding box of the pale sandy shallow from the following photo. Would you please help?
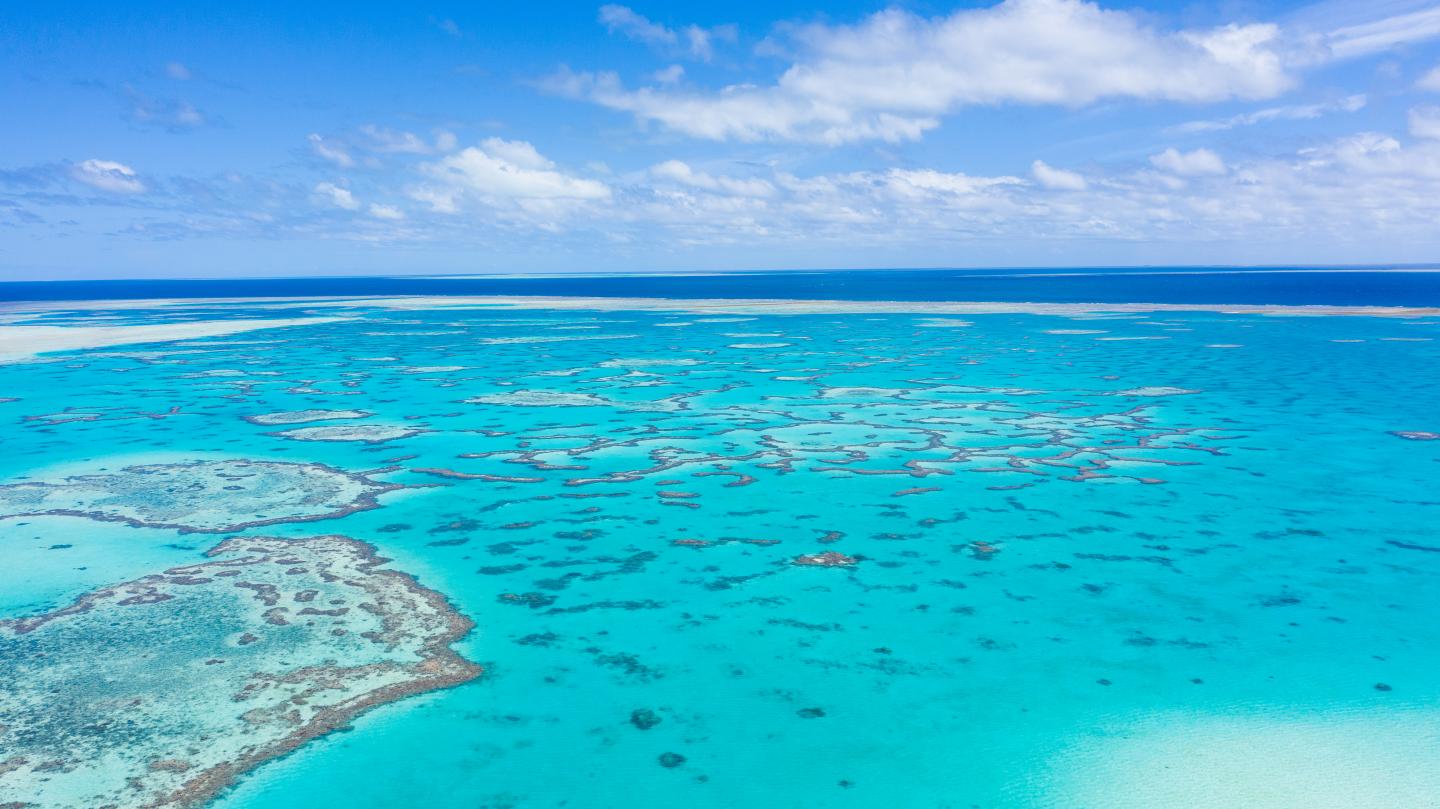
[2,295,1439,319]
[0,317,350,362]
[1036,707,1440,809]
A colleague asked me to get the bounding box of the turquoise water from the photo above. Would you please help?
[2,300,1438,808]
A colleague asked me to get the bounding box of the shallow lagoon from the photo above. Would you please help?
[1,299,1437,808]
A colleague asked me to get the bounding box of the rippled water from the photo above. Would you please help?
[2,299,1438,808]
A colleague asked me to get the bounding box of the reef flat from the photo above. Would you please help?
[0,534,480,809]
[0,459,399,532]
[0,296,1436,809]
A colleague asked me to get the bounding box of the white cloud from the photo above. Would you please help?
[413,138,610,219]
[314,182,359,210]
[562,0,1292,144]
[1031,160,1087,190]
[651,160,775,196]
[1316,4,1440,61]
[653,64,685,84]
[599,5,674,48]
[598,5,736,61]
[368,203,405,220]
[360,125,431,154]
[308,134,354,167]
[883,169,1023,198]
[598,130,1440,251]
[1171,94,1366,133]
[165,62,191,80]
[1419,65,1440,92]
[72,159,146,193]
[1410,105,1440,140]
[1150,147,1227,176]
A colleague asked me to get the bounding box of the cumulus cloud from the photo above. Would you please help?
[1150,147,1227,176]
[72,159,146,193]
[25,123,1440,259]
[1031,160,1087,190]
[599,130,1440,251]
[411,138,610,219]
[308,134,354,167]
[561,0,1292,144]
[313,182,359,210]
[598,5,736,61]
[1410,105,1440,140]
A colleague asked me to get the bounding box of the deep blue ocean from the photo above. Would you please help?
[4,267,1440,306]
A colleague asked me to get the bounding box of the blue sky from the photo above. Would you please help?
[4,0,1440,279]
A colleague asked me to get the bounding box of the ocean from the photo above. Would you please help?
[0,270,1437,808]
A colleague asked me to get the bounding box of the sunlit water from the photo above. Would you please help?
[2,299,1437,808]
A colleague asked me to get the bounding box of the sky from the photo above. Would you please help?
[4,0,1440,279]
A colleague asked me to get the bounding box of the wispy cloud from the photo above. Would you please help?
[1410,105,1440,139]
[313,181,359,210]
[1311,2,1440,61]
[308,134,354,167]
[598,5,736,61]
[1031,160,1087,191]
[1170,94,1367,134]
[1419,64,1440,92]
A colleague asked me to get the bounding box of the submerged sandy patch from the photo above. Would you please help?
[0,317,350,362]
[1038,708,1440,809]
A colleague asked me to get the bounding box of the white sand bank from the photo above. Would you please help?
[0,317,350,362]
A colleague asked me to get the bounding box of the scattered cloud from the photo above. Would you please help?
[308,134,354,167]
[436,18,462,37]
[1150,147,1227,176]
[1031,160,1088,191]
[124,84,206,130]
[71,159,146,193]
[360,125,433,154]
[597,5,736,61]
[1171,94,1366,133]
[313,181,359,210]
[15,125,1440,260]
[412,138,611,221]
[563,0,1292,144]
[1410,105,1440,139]
[1419,65,1440,92]
[650,160,775,196]
[164,62,192,80]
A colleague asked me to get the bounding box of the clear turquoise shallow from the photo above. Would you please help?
[2,301,1438,808]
